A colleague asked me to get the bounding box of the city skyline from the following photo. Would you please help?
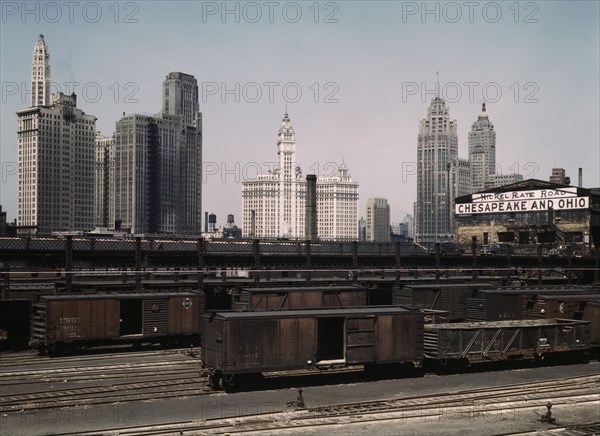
[1,2,598,227]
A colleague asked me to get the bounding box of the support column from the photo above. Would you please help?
[65,236,73,293]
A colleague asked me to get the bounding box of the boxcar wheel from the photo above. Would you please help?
[209,372,224,390]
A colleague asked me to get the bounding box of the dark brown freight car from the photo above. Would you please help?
[32,292,203,351]
[231,285,368,310]
[424,318,591,364]
[393,282,497,321]
[521,293,600,345]
[202,306,423,389]
[464,287,595,322]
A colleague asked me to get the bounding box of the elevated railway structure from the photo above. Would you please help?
[0,236,598,292]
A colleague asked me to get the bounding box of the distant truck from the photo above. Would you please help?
[548,245,571,257]
[481,243,510,256]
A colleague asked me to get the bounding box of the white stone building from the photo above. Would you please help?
[17,35,96,234]
[242,114,358,241]
[316,162,359,241]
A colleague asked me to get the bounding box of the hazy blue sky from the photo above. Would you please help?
[1,1,598,226]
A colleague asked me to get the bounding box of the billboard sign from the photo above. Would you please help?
[456,188,588,215]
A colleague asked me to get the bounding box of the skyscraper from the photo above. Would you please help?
[162,72,203,234]
[242,113,358,240]
[415,97,458,242]
[366,198,390,242]
[242,113,305,238]
[317,161,359,241]
[358,217,366,241]
[31,34,50,107]
[94,132,114,228]
[163,72,200,127]
[112,73,202,235]
[469,103,496,192]
[17,35,97,234]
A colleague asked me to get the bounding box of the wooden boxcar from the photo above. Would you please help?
[231,285,368,310]
[424,318,591,364]
[32,292,203,351]
[393,283,497,321]
[202,306,423,389]
[465,287,595,322]
[5,283,55,302]
[520,293,600,345]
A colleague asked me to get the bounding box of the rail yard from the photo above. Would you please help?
[1,350,598,435]
[1,236,599,434]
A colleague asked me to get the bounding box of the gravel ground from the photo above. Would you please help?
[1,360,598,436]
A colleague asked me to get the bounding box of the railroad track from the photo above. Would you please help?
[1,359,200,385]
[0,348,191,368]
[0,376,212,412]
[49,374,600,435]
[0,348,210,413]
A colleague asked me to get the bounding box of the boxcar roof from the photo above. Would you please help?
[239,285,367,292]
[8,283,55,290]
[405,282,497,289]
[40,292,200,301]
[207,306,413,319]
[476,287,593,295]
[537,293,600,301]
[425,318,589,330]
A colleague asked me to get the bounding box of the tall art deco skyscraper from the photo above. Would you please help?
[415,97,458,243]
[162,72,203,234]
[112,73,202,235]
[31,34,50,107]
[17,35,96,234]
[469,103,496,192]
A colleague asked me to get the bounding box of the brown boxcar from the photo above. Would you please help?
[424,318,591,363]
[33,292,203,350]
[465,287,595,322]
[6,283,55,302]
[231,285,368,310]
[393,283,497,321]
[520,293,600,345]
[202,306,423,389]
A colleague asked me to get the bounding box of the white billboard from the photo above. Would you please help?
[456,196,589,215]
[471,187,579,203]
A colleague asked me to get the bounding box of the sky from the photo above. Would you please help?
[1,1,599,227]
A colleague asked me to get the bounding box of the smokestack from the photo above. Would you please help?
[204,212,208,233]
[305,174,318,242]
[579,168,583,187]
